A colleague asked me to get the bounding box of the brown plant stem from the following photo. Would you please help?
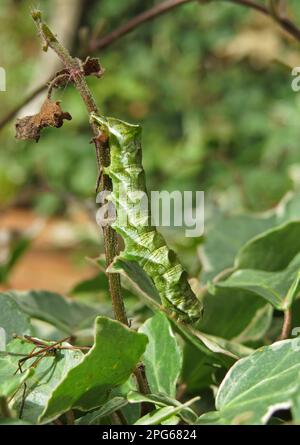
[65,409,75,425]
[90,0,300,51]
[0,397,12,418]
[133,364,152,416]
[86,0,267,57]
[116,409,128,425]
[31,10,128,327]
[89,0,195,52]
[279,308,292,340]
[229,0,300,41]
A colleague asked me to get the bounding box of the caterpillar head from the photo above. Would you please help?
[91,114,142,165]
[90,113,141,145]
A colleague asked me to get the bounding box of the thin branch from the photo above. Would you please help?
[90,0,300,52]
[116,409,128,425]
[133,364,153,416]
[229,0,300,41]
[0,84,46,130]
[228,0,269,15]
[89,0,195,52]
[2,0,300,131]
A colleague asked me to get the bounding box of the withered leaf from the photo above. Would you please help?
[82,57,105,78]
[15,98,72,142]
[52,57,104,87]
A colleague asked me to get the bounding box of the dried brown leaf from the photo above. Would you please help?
[15,98,72,142]
[82,57,105,78]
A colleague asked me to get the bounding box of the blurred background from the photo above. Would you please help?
[1,0,300,298]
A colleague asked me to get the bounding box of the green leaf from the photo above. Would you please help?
[0,236,31,284]
[0,419,32,425]
[200,214,275,283]
[161,416,180,425]
[197,287,272,341]
[292,394,300,423]
[7,338,84,423]
[39,316,148,423]
[0,293,31,344]
[232,304,273,344]
[127,391,198,424]
[243,169,292,212]
[111,376,141,424]
[201,193,300,285]
[198,339,300,425]
[215,253,300,310]
[182,290,272,392]
[196,411,224,425]
[276,191,300,224]
[135,406,180,426]
[76,397,128,425]
[0,356,33,398]
[182,342,218,392]
[107,256,252,363]
[6,290,102,335]
[139,312,182,397]
[71,273,109,296]
[107,257,161,305]
[134,397,199,425]
[127,391,167,406]
[192,331,254,359]
[236,221,300,271]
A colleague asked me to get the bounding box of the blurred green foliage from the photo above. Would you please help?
[1,0,300,214]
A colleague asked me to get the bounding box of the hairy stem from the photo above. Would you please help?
[133,364,153,416]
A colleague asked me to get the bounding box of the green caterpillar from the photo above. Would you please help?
[91,113,202,323]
